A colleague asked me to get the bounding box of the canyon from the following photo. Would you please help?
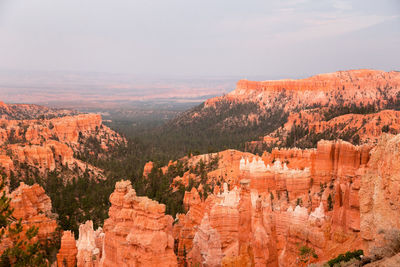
[173,138,372,266]
[1,69,400,266]
[52,134,400,266]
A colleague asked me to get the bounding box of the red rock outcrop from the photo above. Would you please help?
[76,220,103,267]
[312,140,370,184]
[143,161,154,178]
[174,139,374,266]
[57,231,78,267]
[8,141,74,171]
[9,182,58,241]
[189,213,223,266]
[101,180,177,266]
[0,104,125,181]
[251,109,400,150]
[235,70,400,92]
[0,182,58,256]
[0,154,14,175]
[183,187,201,211]
[360,134,400,253]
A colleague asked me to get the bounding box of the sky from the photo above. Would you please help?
[0,0,399,78]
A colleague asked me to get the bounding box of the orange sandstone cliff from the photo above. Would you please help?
[53,134,400,266]
[100,180,177,266]
[248,109,400,150]
[0,182,58,254]
[172,139,373,266]
[9,183,58,241]
[0,102,125,181]
[57,231,78,267]
[360,134,400,252]
[206,69,400,109]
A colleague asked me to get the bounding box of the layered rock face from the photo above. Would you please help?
[172,70,400,159]
[206,69,400,110]
[101,180,177,266]
[0,102,125,181]
[77,220,104,267]
[0,112,121,147]
[235,70,400,92]
[58,181,178,266]
[189,214,223,266]
[51,135,399,266]
[8,182,58,241]
[360,134,400,252]
[8,141,74,172]
[174,139,373,266]
[57,231,78,267]
[0,182,58,254]
[249,109,400,150]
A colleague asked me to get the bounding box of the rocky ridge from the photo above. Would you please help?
[0,101,78,120]
[0,101,125,181]
[206,69,400,110]
[170,70,400,155]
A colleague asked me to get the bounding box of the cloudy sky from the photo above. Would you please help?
[0,0,399,78]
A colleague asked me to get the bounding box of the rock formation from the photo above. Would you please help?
[250,109,400,150]
[0,102,125,181]
[0,102,77,120]
[57,231,78,267]
[0,182,58,256]
[206,69,400,109]
[143,161,154,178]
[174,139,373,266]
[0,154,13,175]
[189,213,223,266]
[76,220,104,267]
[360,134,400,252]
[9,182,58,241]
[49,134,400,266]
[101,180,177,266]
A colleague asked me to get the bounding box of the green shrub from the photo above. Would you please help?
[327,194,333,211]
[327,249,363,267]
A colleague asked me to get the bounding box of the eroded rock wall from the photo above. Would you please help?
[174,139,373,266]
[101,180,177,267]
[360,134,400,252]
